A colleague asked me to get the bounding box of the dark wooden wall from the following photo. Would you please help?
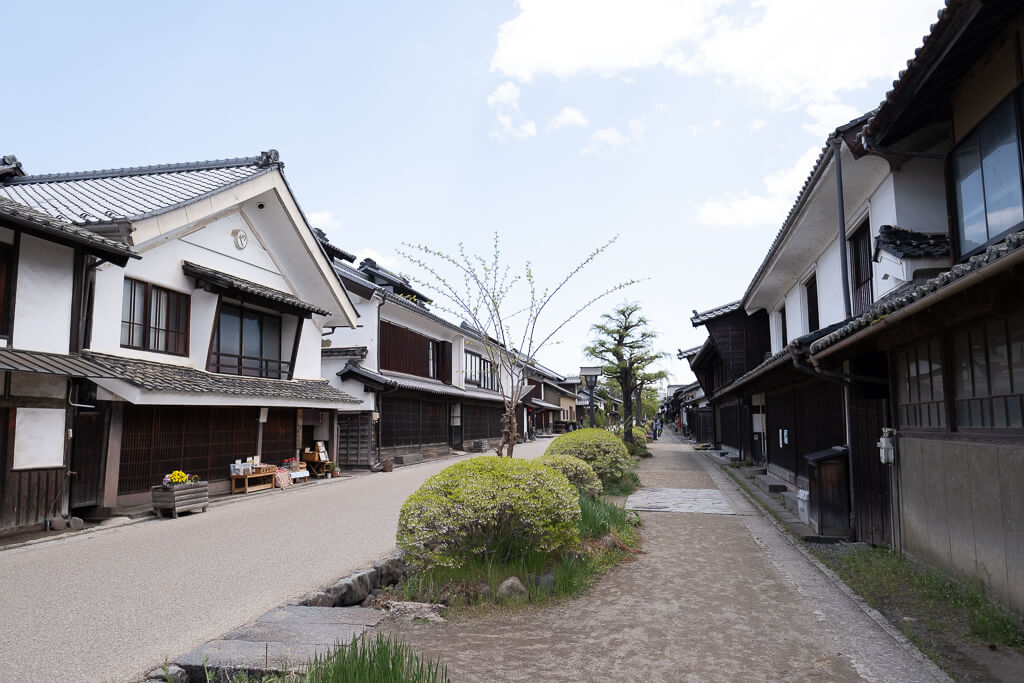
[380,321,433,378]
[337,413,374,467]
[705,310,771,383]
[766,380,845,483]
[1,407,69,529]
[119,406,265,493]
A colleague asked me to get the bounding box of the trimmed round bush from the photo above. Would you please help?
[397,457,581,569]
[631,426,647,444]
[543,428,633,484]
[536,453,602,499]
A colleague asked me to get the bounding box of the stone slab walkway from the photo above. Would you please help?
[625,486,735,515]
[383,434,949,682]
[174,606,385,678]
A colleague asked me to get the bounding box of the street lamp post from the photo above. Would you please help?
[580,366,601,429]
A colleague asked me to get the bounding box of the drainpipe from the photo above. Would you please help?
[833,137,857,538]
[834,138,852,319]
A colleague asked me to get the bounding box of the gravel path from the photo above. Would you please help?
[0,440,548,683]
[386,435,949,682]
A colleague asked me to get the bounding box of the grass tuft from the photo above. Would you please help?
[234,632,448,682]
[602,470,640,496]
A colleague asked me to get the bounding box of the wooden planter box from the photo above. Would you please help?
[151,482,209,518]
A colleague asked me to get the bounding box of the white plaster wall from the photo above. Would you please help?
[89,212,329,388]
[815,239,846,328]
[323,292,379,371]
[13,235,74,353]
[292,318,323,379]
[874,252,907,299]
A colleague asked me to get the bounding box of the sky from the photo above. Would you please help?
[3,0,945,390]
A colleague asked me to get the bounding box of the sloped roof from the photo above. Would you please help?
[322,346,368,360]
[677,344,703,360]
[810,228,1024,356]
[690,300,741,326]
[0,195,138,264]
[86,352,360,403]
[859,0,1023,149]
[182,261,331,317]
[742,113,873,308]
[874,225,949,260]
[0,151,280,225]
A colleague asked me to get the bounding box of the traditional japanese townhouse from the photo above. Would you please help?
[556,376,580,427]
[805,0,1024,615]
[524,362,572,435]
[0,150,361,509]
[0,194,138,530]
[688,301,771,459]
[322,252,507,465]
[700,105,953,543]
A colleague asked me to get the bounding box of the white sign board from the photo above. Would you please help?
[13,407,66,469]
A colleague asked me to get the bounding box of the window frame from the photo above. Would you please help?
[949,88,1024,261]
[464,350,496,390]
[804,274,819,333]
[893,311,1024,435]
[207,301,287,379]
[120,277,190,356]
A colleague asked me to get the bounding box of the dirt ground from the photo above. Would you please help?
[384,437,946,682]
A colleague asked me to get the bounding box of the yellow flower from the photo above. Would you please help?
[169,470,188,485]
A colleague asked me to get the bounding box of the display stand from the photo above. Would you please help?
[302,441,331,479]
[230,465,276,494]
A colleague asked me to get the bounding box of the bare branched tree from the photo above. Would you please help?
[399,233,636,457]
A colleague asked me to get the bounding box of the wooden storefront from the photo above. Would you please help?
[337,412,374,467]
[117,405,297,494]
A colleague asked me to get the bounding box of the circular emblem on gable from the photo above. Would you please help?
[233,229,249,250]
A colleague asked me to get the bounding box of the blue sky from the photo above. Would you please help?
[4,1,944,387]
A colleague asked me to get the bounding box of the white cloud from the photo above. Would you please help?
[548,107,589,130]
[308,210,341,231]
[491,0,938,133]
[491,0,722,82]
[696,146,821,228]
[803,102,861,137]
[487,81,536,140]
[581,126,630,156]
[628,119,644,140]
[749,118,766,132]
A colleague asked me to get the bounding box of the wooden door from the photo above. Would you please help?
[70,411,106,508]
[849,398,892,545]
[766,388,796,482]
[338,413,374,467]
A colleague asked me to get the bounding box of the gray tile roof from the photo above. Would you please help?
[810,229,1024,356]
[0,151,280,225]
[677,344,703,360]
[183,261,331,317]
[321,346,368,359]
[379,370,503,402]
[874,225,949,260]
[690,300,742,326]
[86,352,360,403]
[0,348,122,378]
[0,195,138,263]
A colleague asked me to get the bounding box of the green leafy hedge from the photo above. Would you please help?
[536,453,602,498]
[397,457,581,569]
[544,428,633,484]
[631,426,647,443]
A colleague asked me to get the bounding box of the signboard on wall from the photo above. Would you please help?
[13,407,66,469]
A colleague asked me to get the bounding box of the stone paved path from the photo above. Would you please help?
[385,434,949,682]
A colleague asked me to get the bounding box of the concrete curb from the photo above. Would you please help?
[710,455,951,683]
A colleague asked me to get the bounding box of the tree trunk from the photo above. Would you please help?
[621,371,634,446]
[496,405,518,457]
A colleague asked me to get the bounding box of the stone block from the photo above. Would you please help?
[373,557,407,587]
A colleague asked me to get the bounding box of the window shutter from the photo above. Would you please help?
[440,341,453,384]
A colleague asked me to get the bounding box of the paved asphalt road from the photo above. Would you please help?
[0,441,548,683]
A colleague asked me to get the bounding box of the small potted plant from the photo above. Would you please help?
[151,470,209,518]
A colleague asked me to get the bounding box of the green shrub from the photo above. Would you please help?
[544,428,633,484]
[536,453,602,498]
[631,426,647,443]
[397,457,581,569]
